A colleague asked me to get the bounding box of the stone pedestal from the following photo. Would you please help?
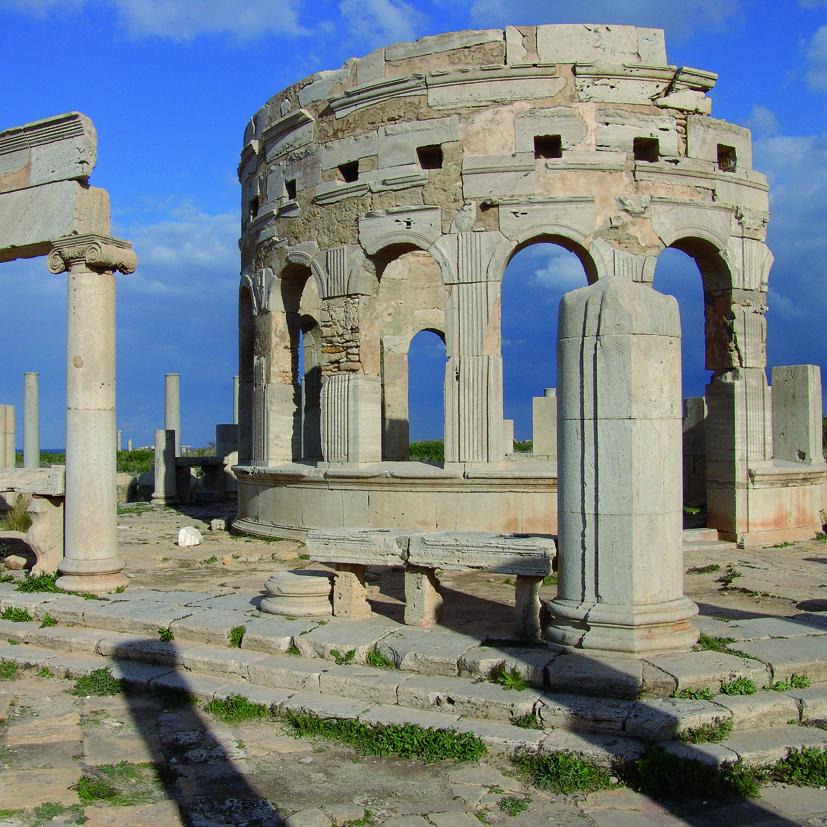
[320,373,381,463]
[546,278,698,655]
[261,570,332,617]
[152,429,177,504]
[772,365,823,464]
[333,562,372,619]
[165,373,181,456]
[48,235,135,594]
[532,388,557,459]
[23,372,39,470]
[404,565,443,626]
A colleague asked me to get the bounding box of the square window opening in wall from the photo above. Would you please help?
[633,137,659,163]
[417,144,444,170]
[248,195,260,222]
[285,179,297,200]
[338,161,359,183]
[534,134,562,159]
[717,144,737,172]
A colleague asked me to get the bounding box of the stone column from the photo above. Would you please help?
[547,278,698,655]
[771,365,823,464]
[127,438,133,451]
[152,429,177,504]
[164,373,181,456]
[23,372,40,469]
[47,234,136,594]
[532,388,557,459]
[232,375,239,425]
[116,429,122,451]
[0,405,14,469]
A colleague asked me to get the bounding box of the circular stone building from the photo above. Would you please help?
[235,24,826,544]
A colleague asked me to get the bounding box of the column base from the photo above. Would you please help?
[56,556,128,595]
[545,595,699,656]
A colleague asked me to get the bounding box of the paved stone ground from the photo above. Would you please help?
[1,670,826,827]
[1,504,826,825]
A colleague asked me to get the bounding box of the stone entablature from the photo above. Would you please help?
[235,24,822,545]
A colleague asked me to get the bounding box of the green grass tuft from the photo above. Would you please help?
[39,613,57,628]
[512,712,543,730]
[71,668,122,696]
[720,677,757,696]
[15,572,60,593]
[0,659,18,680]
[718,567,743,587]
[286,642,301,656]
[158,626,174,642]
[673,687,714,701]
[331,648,356,665]
[0,496,32,532]
[628,745,761,799]
[36,666,54,678]
[678,717,734,744]
[687,564,721,574]
[1,606,31,622]
[204,694,270,724]
[771,674,811,691]
[513,750,615,794]
[227,625,245,648]
[488,662,528,692]
[770,747,827,787]
[696,633,736,653]
[32,801,86,824]
[365,647,395,669]
[75,761,165,807]
[498,796,530,816]
[282,710,485,763]
[542,574,558,586]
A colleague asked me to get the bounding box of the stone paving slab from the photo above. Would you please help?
[187,592,264,611]
[180,644,270,678]
[82,600,197,636]
[397,673,541,722]
[0,618,34,642]
[456,644,556,687]
[249,654,331,690]
[360,703,461,729]
[82,801,185,827]
[4,710,81,745]
[546,653,676,699]
[0,767,81,809]
[213,681,295,707]
[661,740,739,766]
[733,636,827,682]
[82,731,161,765]
[645,649,772,691]
[27,625,113,654]
[451,717,546,752]
[169,608,252,646]
[540,692,634,734]
[722,724,827,765]
[713,690,801,731]
[540,730,646,765]
[376,628,479,676]
[242,615,321,654]
[318,664,411,706]
[787,686,827,720]
[28,593,93,624]
[293,617,397,662]
[107,660,175,685]
[622,696,726,741]
[279,690,371,720]
[148,669,228,699]
[0,640,58,668]
[96,637,182,665]
[728,614,827,641]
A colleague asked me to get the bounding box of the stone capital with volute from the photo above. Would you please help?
[47,234,137,275]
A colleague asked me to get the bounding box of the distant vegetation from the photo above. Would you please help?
[408,438,534,462]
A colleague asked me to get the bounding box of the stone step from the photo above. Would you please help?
[2,641,826,774]
[682,528,720,544]
[2,625,826,747]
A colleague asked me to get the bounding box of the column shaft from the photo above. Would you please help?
[23,372,39,469]
[164,373,181,456]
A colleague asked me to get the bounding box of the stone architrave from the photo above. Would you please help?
[47,234,136,594]
[23,372,39,470]
[547,278,698,655]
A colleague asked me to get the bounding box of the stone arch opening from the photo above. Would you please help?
[280,263,322,462]
[406,328,447,461]
[365,249,447,461]
[501,240,589,455]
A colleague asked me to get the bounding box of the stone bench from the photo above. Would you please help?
[0,467,65,574]
[305,528,556,640]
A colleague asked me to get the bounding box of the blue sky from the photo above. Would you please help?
[1,0,826,447]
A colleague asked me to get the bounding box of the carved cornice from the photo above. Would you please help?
[47,234,137,275]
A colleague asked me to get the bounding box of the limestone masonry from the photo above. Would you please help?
[235,23,826,547]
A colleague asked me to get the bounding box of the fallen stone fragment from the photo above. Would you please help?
[177,526,203,547]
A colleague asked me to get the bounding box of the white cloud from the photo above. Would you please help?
[338,0,428,49]
[806,25,827,92]
[118,203,238,298]
[467,0,741,38]
[0,0,308,40]
[746,104,779,137]
[528,245,588,290]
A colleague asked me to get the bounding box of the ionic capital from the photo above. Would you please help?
[47,234,137,275]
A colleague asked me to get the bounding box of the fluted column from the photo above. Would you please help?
[48,234,136,594]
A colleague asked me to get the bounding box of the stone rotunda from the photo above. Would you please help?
[234,24,826,547]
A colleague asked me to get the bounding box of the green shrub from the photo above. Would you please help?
[673,687,714,701]
[158,626,174,642]
[408,440,444,463]
[15,572,60,593]
[331,648,356,665]
[771,674,811,692]
[513,751,615,794]
[227,625,245,648]
[512,712,543,730]
[116,449,155,475]
[0,659,17,680]
[770,747,827,786]
[696,633,736,653]
[498,796,530,815]
[282,710,485,763]
[488,662,528,692]
[0,496,32,532]
[365,648,395,669]
[39,613,57,628]
[678,717,733,744]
